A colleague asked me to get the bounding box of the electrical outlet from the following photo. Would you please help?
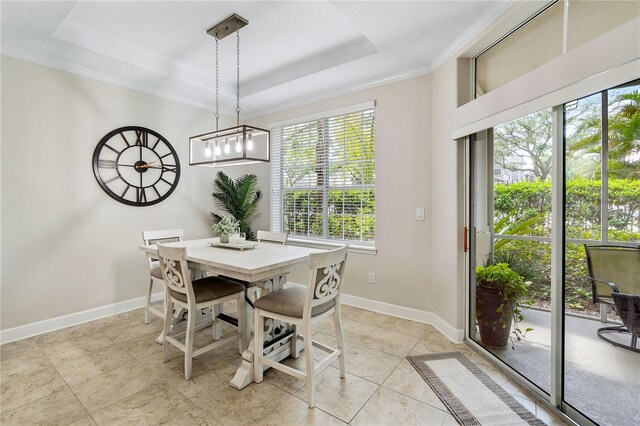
[416,207,425,221]
[368,272,375,284]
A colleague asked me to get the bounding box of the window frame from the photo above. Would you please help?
[270,101,376,250]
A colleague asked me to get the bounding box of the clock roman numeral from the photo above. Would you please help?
[104,144,120,154]
[135,130,148,147]
[152,186,161,198]
[136,188,147,203]
[120,133,131,147]
[151,138,161,150]
[98,159,117,168]
[121,184,131,198]
[104,175,121,185]
[161,165,177,173]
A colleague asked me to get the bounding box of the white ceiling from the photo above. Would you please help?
[0,1,512,118]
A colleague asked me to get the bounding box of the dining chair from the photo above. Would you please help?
[253,245,348,408]
[257,230,288,245]
[157,243,247,380]
[141,228,184,324]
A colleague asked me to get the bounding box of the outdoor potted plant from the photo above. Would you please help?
[475,263,533,348]
[211,216,240,243]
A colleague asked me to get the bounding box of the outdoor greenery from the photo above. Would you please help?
[492,85,639,314]
[211,172,262,241]
[280,110,375,242]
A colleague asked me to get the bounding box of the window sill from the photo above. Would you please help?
[286,238,377,255]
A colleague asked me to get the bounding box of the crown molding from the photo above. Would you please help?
[429,0,517,72]
[0,47,230,115]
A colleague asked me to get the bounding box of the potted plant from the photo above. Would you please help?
[211,216,240,243]
[475,263,533,348]
[211,171,262,241]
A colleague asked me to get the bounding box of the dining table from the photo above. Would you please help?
[139,237,324,390]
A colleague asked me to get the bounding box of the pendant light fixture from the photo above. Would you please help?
[189,14,270,167]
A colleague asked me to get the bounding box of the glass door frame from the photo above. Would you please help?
[458,95,626,425]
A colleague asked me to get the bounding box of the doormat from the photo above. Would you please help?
[407,352,546,425]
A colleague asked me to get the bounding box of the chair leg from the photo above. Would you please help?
[239,292,250,354]
[291,325,300,359]
[302,322,315,408]
[600,303,608,323]
[184,308,195,380]
[145,277,154,324]
[162,299,174,363]
[253,310,264,383]
[333,307,346,379]
[213,304,223,341]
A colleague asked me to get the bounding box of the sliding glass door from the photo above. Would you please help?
[466,80,640,426]
[562,81,640,425]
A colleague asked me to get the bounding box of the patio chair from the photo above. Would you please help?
[611,293,640,352]
[584,244,640,352]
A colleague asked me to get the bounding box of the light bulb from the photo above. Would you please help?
[246,134,254,151]
[204,142,212,157]
[224,139,230,154]
[214,142,221,156]
[235,138,242,153]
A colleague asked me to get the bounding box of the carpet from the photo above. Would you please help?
[407,352,546,426]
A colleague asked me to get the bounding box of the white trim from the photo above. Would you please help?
[269,101,376,129]
[430,0,517,71]
[0,292,164,345]
[283,282,463,343]
[286,237,377,255]
[339,293,464,344]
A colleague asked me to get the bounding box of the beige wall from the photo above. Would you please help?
[251,75,433,313]
[0,56,267,330]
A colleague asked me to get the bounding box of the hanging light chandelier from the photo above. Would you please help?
[189,14,270,167]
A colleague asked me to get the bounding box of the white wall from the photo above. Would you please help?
[251,75,434,314]
[0,56,266,330]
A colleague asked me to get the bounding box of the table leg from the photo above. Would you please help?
[230,274,302,390]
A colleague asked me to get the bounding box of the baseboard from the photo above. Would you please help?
[339,293,464,344]
[0,292,164,345]
[283,282,464,344]
[2,286,465,345]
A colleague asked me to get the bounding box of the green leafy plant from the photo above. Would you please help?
[476,263,533,348]
[211,216,240,236]
[211,171,262,241]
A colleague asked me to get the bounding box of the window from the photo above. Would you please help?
[271,103,375,245]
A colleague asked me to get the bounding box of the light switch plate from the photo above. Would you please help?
[416,208,425,221]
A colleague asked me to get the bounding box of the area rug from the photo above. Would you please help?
[407,352,546,426]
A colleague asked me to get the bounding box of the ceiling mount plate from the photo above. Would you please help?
[207,14,249,40]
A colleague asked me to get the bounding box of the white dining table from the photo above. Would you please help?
[139,237,323,390]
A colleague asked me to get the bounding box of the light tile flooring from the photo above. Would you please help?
[0,304,568,425]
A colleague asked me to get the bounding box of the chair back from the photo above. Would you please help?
[611,293,640,337]
[156,243,195,304]
[142,228,184,267]
[305,246,348,317]
[257,230,288,245]
[585,245,640,301]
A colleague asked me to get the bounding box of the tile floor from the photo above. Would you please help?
[0,303,568,425]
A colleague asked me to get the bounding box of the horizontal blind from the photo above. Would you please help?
[271,105,376,245]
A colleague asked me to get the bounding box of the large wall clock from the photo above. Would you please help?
[92,126,181,206]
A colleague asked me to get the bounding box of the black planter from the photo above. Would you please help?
[476,282,515,348]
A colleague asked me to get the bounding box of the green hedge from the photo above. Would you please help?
[494,178,639,311]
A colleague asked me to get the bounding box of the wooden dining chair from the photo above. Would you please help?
[253,245,348,408]
[156,243,247,380]
[257,230,288,245]
[141,228,184,324]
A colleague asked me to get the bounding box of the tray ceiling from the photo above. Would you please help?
[1,1,511,117]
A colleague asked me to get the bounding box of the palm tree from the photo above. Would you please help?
[211,171,262,240]
[569,89,640,179]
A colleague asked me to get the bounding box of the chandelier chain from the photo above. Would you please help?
[236,24,241,125]
[215,36,219,131]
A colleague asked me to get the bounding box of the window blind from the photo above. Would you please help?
[271,103,376,245]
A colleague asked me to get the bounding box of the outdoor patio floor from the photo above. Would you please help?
[482,308,640,426]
